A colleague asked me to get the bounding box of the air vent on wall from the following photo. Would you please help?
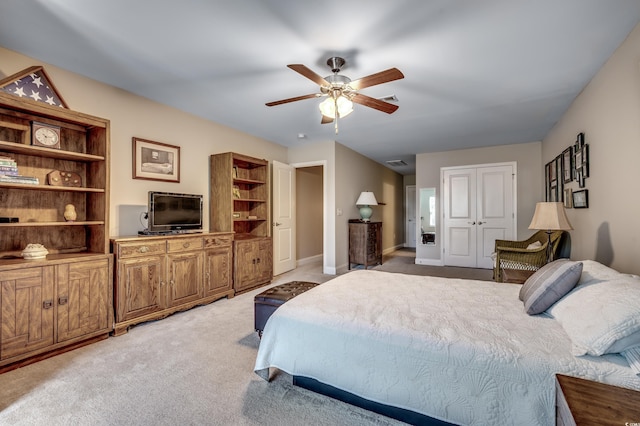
[385,160,407,167]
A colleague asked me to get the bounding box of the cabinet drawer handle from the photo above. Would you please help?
[43,300,53,309]
[59,296,68,305]
[138,246,150,253]
[183,242,190,248]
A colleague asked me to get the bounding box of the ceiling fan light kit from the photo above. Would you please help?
[319,96,353,119]
[266,56,404,133]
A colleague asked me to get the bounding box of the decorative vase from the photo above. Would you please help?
[22,243,49,260]
[64,204,77,222]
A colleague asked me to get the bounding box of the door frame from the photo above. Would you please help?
[440,161,517,268]
[405,185,417,248]
[290,160,329,274]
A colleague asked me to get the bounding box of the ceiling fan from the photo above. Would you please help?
[266,57,404,133]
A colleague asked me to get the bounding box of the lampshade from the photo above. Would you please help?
[528,202,573,231]
[319,96,353,118]
[528,202,572,263]
[356,191,378,206]
[356,191,378,222]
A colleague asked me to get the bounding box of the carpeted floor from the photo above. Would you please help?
[373,248,494,281]
[0,250,492,425]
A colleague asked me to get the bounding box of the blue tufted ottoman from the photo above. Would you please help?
[254,281,318,337]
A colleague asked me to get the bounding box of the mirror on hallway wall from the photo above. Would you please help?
[420,188,436,245]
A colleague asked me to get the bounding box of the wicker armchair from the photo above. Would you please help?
[493,230,565,282]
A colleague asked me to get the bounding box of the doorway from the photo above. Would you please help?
[442,163,516,269]
[272,161,326,276]
[295,165,324,267]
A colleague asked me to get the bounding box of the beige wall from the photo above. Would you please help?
[542,23,640,274]
[296,166,323,261]
[335,143,404,271]
[290,141,404,274]
[0,46,288,238]
[415,141,543,263]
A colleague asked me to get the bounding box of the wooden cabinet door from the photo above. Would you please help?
[116,255,165,322]
[1,266,55,360]
[256,238,273,283]
[234,238,272,292]
[57,258,112,343]
[233,240,256,292]
[204,247,232,297]
[167,251,203,307]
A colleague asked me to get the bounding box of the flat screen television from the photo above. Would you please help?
[145,191,203,234]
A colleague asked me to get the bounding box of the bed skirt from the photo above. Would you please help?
[293,375,456,426]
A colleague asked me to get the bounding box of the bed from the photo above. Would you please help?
[254,260,640,425]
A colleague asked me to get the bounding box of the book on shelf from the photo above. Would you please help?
[0,157,17,167]
[0,175,39,184]
[0,166,18,175]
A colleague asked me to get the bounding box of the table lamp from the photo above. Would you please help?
[528,202,573,263]
[356,191,378,222]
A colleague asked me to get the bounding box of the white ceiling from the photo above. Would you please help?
[1,1,639,175]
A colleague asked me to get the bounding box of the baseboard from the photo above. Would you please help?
[383,244,405,254]
[296,254,322,267]
[323,266,337,275]
[415,257,444,266]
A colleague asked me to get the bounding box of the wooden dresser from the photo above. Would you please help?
[348,220,382,269]
[556,374,640,425]
[110,232,234,335]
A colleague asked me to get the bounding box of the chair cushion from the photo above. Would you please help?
[519,259,583,314]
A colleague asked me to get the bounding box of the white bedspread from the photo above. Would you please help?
[254,270,640,425]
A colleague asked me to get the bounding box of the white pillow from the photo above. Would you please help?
[547,275,640,356]
[577,260,629,286]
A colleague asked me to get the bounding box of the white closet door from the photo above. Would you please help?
[443,164,515,268]
[443,168,477,267]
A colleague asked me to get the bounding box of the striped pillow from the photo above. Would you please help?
[520,259,583,315]
[622,346,640,375]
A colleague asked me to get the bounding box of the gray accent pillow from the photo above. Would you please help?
[520,259,583,315]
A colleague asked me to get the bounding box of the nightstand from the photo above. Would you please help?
[556,374,640,425]
[348,220,382,270]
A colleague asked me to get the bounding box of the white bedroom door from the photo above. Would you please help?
[405,185,417,248]
[272,161,296,276]
[443,163,515,268]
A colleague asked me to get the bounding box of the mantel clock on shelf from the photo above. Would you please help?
[31,121,61,149]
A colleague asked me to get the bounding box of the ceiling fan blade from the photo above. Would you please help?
[351,93,399,114]
[288,64,330,87]
[265,93,321,107]
[321,114,334,124]
[349,68,404,91]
